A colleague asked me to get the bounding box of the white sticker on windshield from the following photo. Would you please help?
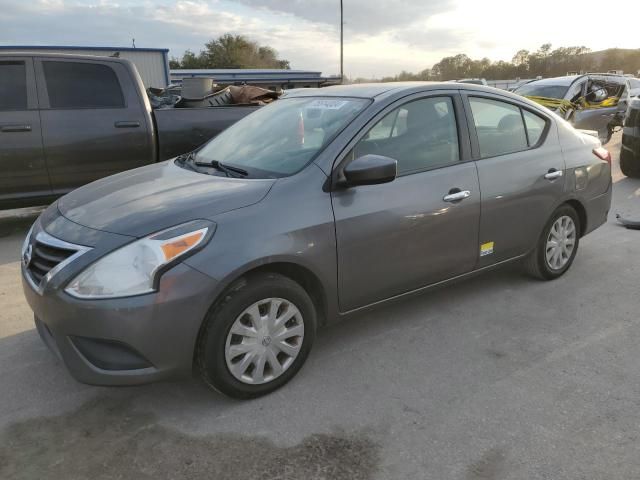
[307,99,349,110]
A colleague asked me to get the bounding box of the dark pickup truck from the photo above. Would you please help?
[621,96,640,178]
[0,53,259,209]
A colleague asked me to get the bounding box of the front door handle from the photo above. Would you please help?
[443,190,471,202]
[1,124,32,132]
[544,168,563,180]
[114,121,141,128]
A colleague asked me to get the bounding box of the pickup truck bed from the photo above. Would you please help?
[0,53,258,209]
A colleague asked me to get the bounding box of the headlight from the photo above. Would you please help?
[65,220,214,299]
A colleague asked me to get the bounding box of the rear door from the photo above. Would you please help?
[462,92,565,268]
[332,92,480,312]
[0,57,50,206]
[35,58,153,195]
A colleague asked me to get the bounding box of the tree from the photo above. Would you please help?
[172,35,290,69]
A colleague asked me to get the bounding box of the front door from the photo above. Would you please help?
[0,58,50,206]
[332,94,480,312]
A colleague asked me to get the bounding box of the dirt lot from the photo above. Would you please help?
[1,133,639,479]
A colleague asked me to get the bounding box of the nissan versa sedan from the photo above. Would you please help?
[21,83,612,399]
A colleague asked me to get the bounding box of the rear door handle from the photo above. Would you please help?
[544,169,563,180]
[1,124,32,132]
[443,190,471,202]
[114,121,141,128]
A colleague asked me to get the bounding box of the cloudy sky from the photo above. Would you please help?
[1,0,638,77]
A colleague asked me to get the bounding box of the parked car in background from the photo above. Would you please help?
[22,83,611,399]
[454,78,488,86]
[514,74,635,144]
[0,53,259,209]
[621,96,640,178]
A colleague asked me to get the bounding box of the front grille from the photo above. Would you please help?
[24,230,90,292]
[27,241,76,285]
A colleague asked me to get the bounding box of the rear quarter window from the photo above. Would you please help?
[43,61,125,109]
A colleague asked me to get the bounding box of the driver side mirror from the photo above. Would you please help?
[341,154,397,187]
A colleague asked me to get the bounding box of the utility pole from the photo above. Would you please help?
[340,0,344,83]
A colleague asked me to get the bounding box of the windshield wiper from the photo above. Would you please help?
[194,159,248,178]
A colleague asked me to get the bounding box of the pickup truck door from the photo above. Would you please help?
[0,58,50,206]
[34,57,154,195]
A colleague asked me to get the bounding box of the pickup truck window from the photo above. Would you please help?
[0,61,27,110]
[194,97,369,178]
[43,61,125,109]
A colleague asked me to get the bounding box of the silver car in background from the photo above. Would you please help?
[21,83,612,399]
[514,73,636,144]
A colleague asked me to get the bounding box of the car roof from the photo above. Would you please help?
[522,75,586,87]
[284,81,523,100]
[283,82,429,99]
[283,82,549,112]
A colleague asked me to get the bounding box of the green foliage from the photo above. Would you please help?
[350,45,640,83]
[170,34,290,70]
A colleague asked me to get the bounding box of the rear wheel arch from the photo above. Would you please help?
[563,199,587,237]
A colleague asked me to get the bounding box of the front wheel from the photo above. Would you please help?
[523,205,580,280]
[196,272,316,399]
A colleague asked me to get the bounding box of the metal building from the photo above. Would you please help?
[0,45,170,87]
[171,69,341,90]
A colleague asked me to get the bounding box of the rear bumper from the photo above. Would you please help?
[22,262,218,386]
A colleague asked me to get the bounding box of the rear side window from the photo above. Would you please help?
[43,61,125,109]
[523,110,546,145]
[469,97,528,157]
[354,96,460,175]
[0,61,27,110]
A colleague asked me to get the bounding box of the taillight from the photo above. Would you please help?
[593,147,611,165]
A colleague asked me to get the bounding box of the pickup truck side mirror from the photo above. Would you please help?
[342,154,397,187]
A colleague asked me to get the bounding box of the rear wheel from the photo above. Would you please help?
[523,205,580,280]
[196,272,316,399]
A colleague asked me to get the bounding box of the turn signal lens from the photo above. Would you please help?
[593,147,612,165]
[160,230,206,261]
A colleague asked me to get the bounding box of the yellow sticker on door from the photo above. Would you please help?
[480,241,494,257]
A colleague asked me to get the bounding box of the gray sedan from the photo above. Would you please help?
[21,83,612,399]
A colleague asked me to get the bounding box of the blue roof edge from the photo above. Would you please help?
[0,45,170,53]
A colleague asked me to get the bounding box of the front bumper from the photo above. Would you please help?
[21,209,219,386]
[23,262,217,386]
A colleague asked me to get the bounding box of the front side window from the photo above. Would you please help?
[195,97,369,178]
[469,97,528,158]
[353,97,460,175]
[0,61,27,110]
[43,61,125,109]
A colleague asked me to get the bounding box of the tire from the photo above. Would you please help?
[620,152,640,178]
[196,272,316,399]
[523,204,580,280]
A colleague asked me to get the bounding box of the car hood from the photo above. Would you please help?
[58,160,275,237]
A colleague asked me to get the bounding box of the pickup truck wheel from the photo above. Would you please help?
[523,205,580,280]
[196,272,316,399]
[620,153,640,178]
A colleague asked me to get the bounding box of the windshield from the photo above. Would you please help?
[195,97,370,178]
[515,83,569,100]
